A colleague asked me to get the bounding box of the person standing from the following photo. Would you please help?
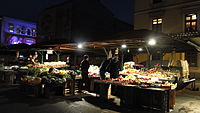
[80,55,90,90]
[99,58,112,80]
[109,55,120,79]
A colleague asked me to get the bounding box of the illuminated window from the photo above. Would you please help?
[8,23,14,32]
[192,15,197,20]
[32,29,37,37]
[153,0,162,4]
[152,18,162,32]
[185,14,197,32]
[153,19,158,24]
[152,18,162,24]
[186,17,191,21]
[158,18,162,24]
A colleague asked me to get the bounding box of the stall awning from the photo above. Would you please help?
[39,30,197,53]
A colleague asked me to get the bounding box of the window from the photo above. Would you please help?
[21,26,26,34]
[8,23,14,32]
[32,29,37,37]
[16,27,21,33]
[153,0,162,4]
[185,14,197,32]
[152,18,162,32]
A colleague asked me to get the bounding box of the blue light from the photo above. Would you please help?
[8,36,22,45]
[24,38,36,45]
[8,36,36,45]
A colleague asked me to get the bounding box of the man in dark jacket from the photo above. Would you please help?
[80,55,90,90]
[99,58,112,80]
[109,55,120,79]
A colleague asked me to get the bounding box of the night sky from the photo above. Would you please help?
[0,0,133,24]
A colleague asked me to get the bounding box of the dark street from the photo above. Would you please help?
[0,85,200,113]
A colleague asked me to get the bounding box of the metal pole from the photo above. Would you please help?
[103,47,108,56]
[54,51,60,61]
[121,50,124,71]
[145,46,151,69]
[38,51,44,64]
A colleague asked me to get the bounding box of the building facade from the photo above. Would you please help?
[38,0,132,44]
[0,16,37,45]
[134,0,200,70]
[134,0,200,34]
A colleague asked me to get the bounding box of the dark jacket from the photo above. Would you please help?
[100,58,111,72]
[80,60,89,72]
[109,59,120,74]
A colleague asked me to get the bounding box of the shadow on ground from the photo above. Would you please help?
[83,96,162,113]
[0,86,164,113]
[0,86,83,107]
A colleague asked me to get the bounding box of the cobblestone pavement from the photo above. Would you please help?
[171,93,200,113]
[0,85,200,113]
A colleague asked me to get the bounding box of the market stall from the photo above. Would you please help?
[0,29,196,112]
[94,81,175,112]
[92,62,179,112]
[94,80,175,113]
[19,62,81,97]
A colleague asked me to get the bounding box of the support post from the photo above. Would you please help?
[38,51,44,64]
[54,51,60,62]
[145,46,151,69]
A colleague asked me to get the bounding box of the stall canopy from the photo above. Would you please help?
[41,29,198,53]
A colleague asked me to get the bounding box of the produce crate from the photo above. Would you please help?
[63,79,74,96]
[74,79,82,94]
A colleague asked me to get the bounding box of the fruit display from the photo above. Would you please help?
[124,62,145,69]
[124,61,135,69]
[102,62,178,89]
[19,61,75,85]
[70,61,177,89]
[22,68,77,85]
[88,65,100,78]
[21,76,42,85]
[33,62,68,68]
[120,69,140,75]
[114,68,177,89]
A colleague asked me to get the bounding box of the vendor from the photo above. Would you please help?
[80,55,90,90]
[99,58,112,80]
[27,55,34,64]
[27,54,38,64]
[32,54,38,64]
[109,55,120,79]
